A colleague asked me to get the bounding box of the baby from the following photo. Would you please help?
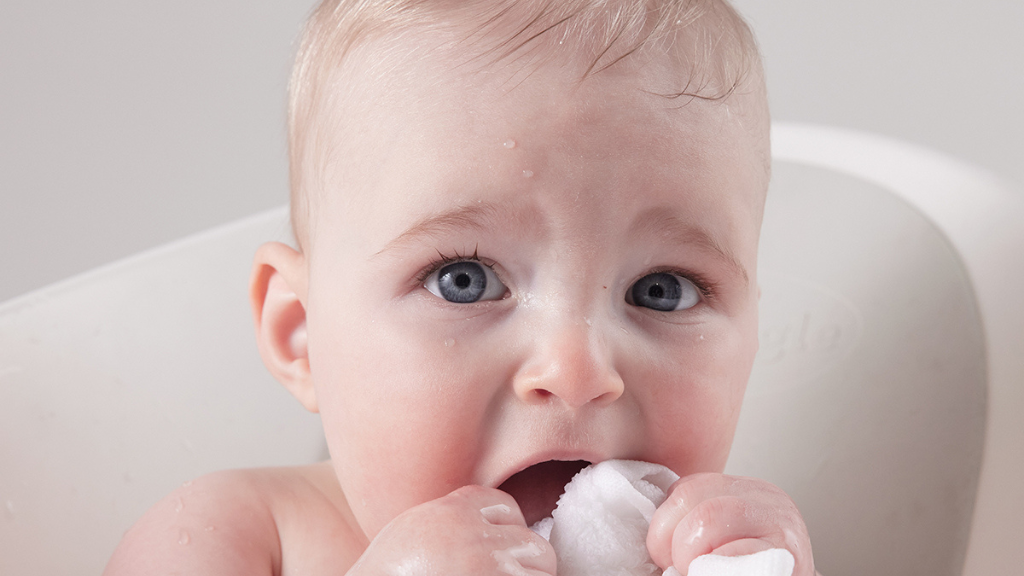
[105,0,818,574]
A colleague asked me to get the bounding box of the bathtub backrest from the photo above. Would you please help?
[726,124,1024,576]
[726,160,988,576]
[0,123,1021,575]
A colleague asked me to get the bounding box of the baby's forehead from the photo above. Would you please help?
[329,9,767,157]
[289,0,768,250]
[326,63,765,235]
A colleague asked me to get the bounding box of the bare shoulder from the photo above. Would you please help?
[104,462,367,576]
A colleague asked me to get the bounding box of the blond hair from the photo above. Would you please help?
[287,0,764,251]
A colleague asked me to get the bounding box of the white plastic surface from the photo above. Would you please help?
[1,123,1021,574]
[727,160,986,575]
[767,124,1024,576]
[0,208,325,574]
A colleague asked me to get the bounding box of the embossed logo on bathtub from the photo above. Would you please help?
[750,274,864,394]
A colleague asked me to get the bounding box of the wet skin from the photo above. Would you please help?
[105,22,818,576]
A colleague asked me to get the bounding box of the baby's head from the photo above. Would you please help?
[252,0,768,540]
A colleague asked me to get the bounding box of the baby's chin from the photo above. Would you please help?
[498,460,591,526]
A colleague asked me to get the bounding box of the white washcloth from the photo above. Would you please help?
[530,460,795,576]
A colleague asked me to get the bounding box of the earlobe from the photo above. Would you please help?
[250,242,318,413]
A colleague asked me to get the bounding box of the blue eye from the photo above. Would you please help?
[628,272,701,311]
[424,261,507,303]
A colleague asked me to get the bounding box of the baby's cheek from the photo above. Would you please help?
[631,328,751,472]
[690,321,756,408]
[335,423,483,538]
[315,349,486,535]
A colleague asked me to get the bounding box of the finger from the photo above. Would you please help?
[445,485,529,527]
[709,498,815,576]
[668,496,761,570]
[670,496,813,576]
[492,527,558,576]
[709,537,775,557]
[692,542,808,576]
[648,474,793,568]
[648,473,718,568]
[649,473,745,567]
[446,487,559,574]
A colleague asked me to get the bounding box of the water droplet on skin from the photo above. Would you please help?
[178,530,190,545]
[444,338,455,347]
[174,498,184,513]
[686,524,705,545]
[181,480,193,488]
[503,139,516,149]
[522,170,534,178]
[699,334,704,341]
[584,317,592,326]
[205,526,216,532]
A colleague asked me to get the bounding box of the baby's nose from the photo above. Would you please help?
[512,318,624,409]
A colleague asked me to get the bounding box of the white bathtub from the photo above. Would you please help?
[1,123,1021,575]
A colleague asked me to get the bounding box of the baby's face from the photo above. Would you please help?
[302,35,766,538]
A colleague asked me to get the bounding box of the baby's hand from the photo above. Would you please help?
[348,486,555,576]
[646,473,815,576]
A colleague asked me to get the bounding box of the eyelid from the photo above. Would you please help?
[414,251,504,286]
[640,266,716,301]
[411,251,512,303]
[624,269,707,314]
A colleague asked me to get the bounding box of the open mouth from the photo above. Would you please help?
[498,459,591,526]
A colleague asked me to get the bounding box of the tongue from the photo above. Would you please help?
[498,460,590,526]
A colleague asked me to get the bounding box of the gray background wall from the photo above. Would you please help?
[2,0,1021,303]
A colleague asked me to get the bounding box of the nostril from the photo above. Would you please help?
[592,388,622,407]
[525,383,622,408]
[533,389,554,401]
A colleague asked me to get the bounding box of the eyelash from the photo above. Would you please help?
[414,247,490,285]
[644,266,717,302]
[414,250,718,302]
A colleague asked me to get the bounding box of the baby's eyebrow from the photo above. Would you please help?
[376,203,750,288]
[374,202,521,258]
[629,207,750,288]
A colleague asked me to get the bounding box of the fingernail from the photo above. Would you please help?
[783,528,803,553]
[480,503,513,524]
[493,542,544,576]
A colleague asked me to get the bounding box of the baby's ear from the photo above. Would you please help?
[249,242,317,413]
